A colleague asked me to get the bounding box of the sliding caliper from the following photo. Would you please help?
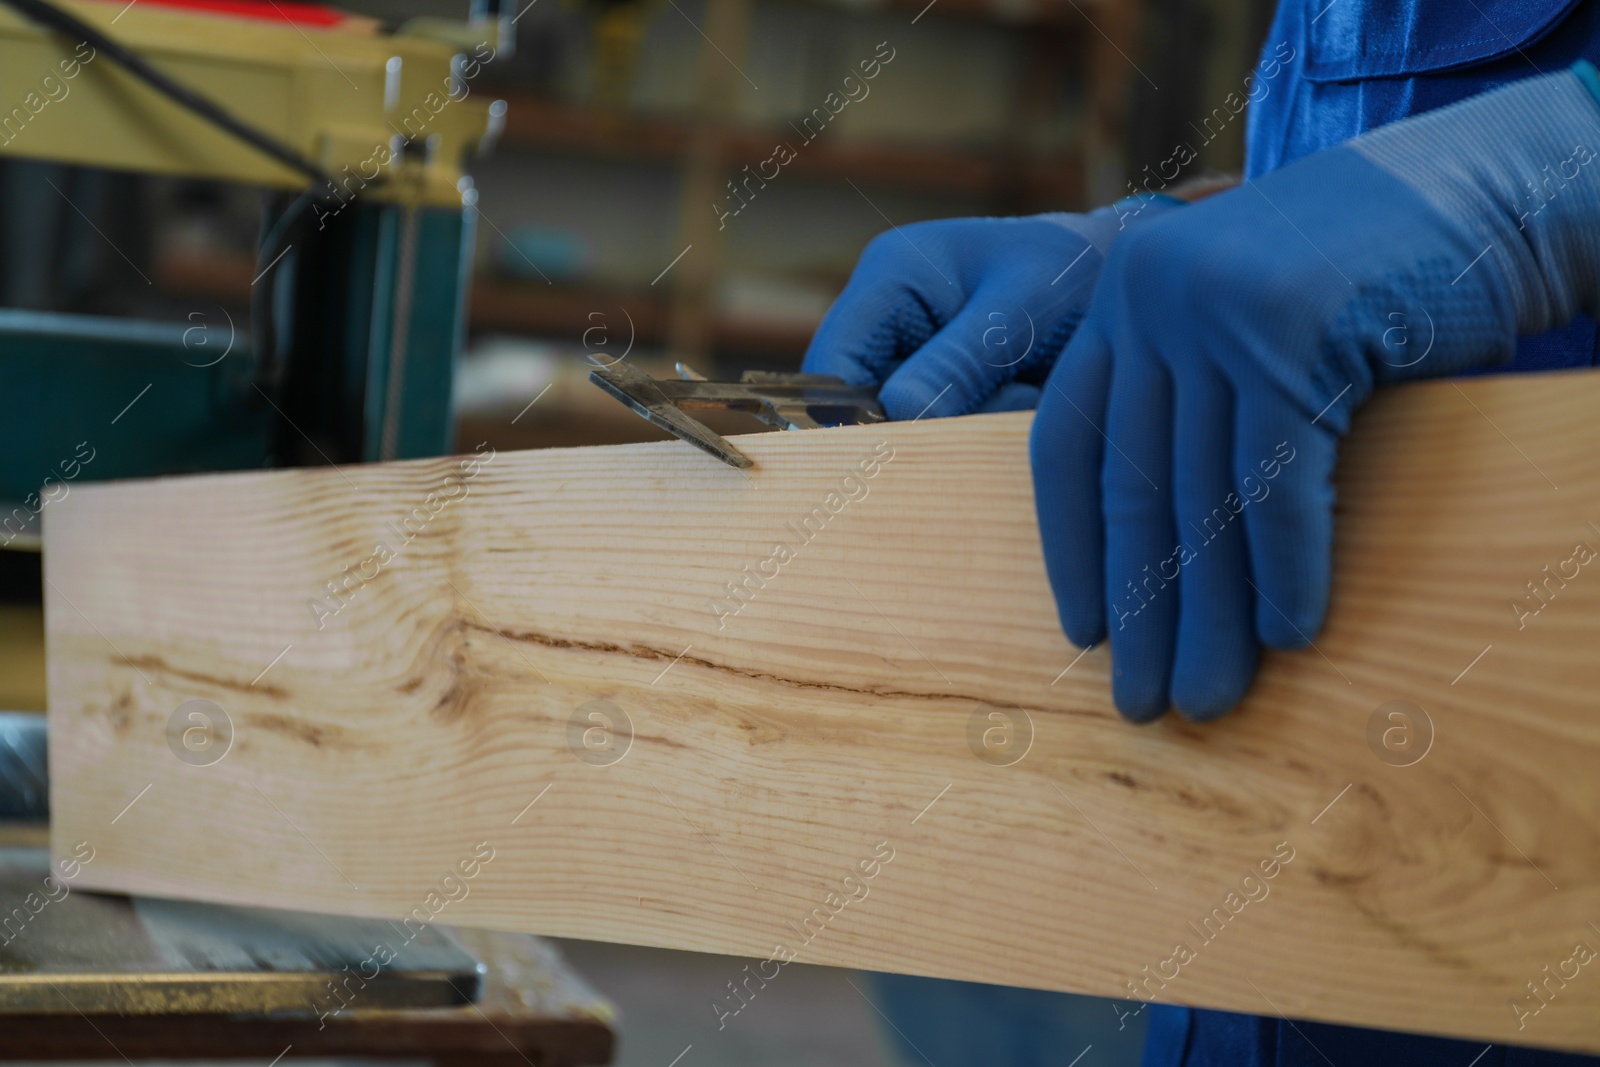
[588,360,886,469]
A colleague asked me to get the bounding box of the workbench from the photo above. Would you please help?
[0,737,617,1066]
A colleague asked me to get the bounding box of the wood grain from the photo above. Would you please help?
[45,371,1600,1053]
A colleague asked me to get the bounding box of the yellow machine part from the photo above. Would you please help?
[0,0,500,208]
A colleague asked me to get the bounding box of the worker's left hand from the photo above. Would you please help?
[1030,67,1600,721]
[802,200,1181,419]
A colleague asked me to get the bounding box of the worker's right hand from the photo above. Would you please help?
[1031,63,1600,723]
[802,201,1182,419]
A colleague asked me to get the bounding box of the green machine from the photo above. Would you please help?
[0,0,506,547]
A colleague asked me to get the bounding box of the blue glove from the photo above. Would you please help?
[802,201,1182,419]
[1031,64,1600,722]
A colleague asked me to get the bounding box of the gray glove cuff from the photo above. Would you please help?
[1352,68,1600,335]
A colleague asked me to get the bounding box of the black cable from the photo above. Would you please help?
[0,0,338,190]
[250,187,319,400]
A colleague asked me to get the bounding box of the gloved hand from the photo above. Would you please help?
[1031,63,1600,722]
[802,200,1182,419]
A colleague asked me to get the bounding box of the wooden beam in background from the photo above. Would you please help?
[45,372,1600,1053]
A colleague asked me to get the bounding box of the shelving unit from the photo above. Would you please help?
[494,93,1083,202]
[150,0,1147,373]
[466,0,1143,364]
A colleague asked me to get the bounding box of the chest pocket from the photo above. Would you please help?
[1304,0,1582,79]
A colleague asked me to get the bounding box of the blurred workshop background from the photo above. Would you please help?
[0,0,1273,459]
[0,0,1271,1064]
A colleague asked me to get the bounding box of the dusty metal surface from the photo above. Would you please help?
[0,713,45,821]
[0,847,483,1015]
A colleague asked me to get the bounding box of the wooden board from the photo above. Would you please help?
[45,371,1600,1054]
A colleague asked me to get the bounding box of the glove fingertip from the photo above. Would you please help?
[1048,560,1106,652]
[1111,668,1169,724]
[1114,695,1170,725]
[880,375,970,421]
[1252,556,1330,651]
[1060,613,1107,656]
[802,336,883,388]
[1171,648,1258,723]
[1236,414,1338,659]
[1177,700,1238,725]
[802,288,909,388]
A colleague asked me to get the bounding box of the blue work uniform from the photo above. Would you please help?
[1143,1,1600,1063]
[1247,0,1600,374]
